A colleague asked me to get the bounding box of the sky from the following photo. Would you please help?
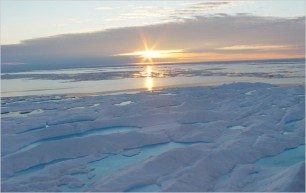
[1,0,305,65]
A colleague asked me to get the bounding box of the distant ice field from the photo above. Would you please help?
[1,59,304,97]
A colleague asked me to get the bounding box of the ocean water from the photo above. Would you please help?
[1,59,304,97]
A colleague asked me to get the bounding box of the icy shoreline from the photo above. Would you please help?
[1,82,305,192]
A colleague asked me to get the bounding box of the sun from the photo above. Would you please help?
[117,49,183,63]
[116,33,184,64]
[136,50,165,63]
[142,50,161,59]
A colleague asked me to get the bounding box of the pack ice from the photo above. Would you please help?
[1,83,305,192]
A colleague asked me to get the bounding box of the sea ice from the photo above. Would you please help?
[115,101,134,106]
[1,82,304,192]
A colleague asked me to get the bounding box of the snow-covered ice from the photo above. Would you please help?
[115,101,134,106]
[1,82,305,192]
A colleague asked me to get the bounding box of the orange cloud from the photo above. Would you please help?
[217,44,292,51]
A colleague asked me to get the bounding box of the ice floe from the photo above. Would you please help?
[115,101,134,106]
[1,82,305,192]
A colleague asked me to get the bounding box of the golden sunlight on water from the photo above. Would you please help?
[146,77,154,91]
[144,65,154,91]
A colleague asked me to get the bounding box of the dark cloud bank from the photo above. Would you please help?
[1,15,305,72]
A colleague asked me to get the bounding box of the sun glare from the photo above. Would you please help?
[142,50,161,59]
[116,34,183,63]
[118,49,183,63]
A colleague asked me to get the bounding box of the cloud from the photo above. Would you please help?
[172,1,234,19]
[217,44,292,51]
[99,1,233,22]
[111,6,175,21]
[188,1,231,10]
[95,6,112,10]
[2,15,305,67]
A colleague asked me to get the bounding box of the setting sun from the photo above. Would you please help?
[141,50,161,59]
[118,49,183,63]
[117,33,185,63]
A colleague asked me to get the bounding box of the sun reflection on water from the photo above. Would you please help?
[146,66,152,76]
[145,66,154,91]
[146,77,154,91]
